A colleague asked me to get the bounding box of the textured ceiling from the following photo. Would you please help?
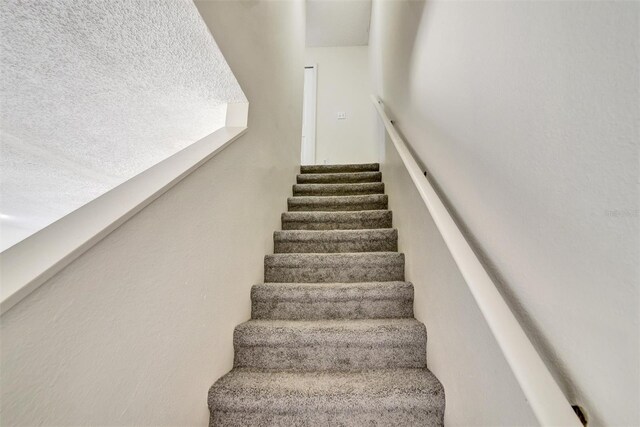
[0,0,246,251]
[306,0,372,47]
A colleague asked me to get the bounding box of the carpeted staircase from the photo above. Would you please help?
[208,163,445,426]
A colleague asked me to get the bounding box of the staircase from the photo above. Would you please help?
[208,163,445,426]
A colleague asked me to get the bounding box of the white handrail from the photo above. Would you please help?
[371,95,581,427]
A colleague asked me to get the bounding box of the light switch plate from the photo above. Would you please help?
[336,112,346,120]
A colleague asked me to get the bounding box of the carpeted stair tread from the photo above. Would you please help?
[274,229,397,253]
[208,368,445,426]
[235,318,425,347]
[281,210,392,230]
[297,171,382,184]
[293,182,384,197]
[233,318,426,370]
[264,252,404,283]
[288,194,388,212]
[251,281,414,320]
[300,163,380,174]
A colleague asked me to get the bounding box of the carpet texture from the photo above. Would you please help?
[296,171,382,184]
[281,210,393,230]
[293,182,385,196]
[208,163,445,426]
[273,229,398,253]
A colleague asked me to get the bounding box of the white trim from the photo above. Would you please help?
[225,102,249,127]
[301,64,317,165]
[371,95,581,427]
[0,125,247,315]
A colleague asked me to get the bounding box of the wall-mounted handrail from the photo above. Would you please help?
[371,95,581,427]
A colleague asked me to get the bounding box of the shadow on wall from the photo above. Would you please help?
[370,0,425,103]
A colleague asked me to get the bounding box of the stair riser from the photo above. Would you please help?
[211,409,443,427]
[293,183,384,197]
[252,300,413,320]
[297,172,382,184]
[281,214,392,230]
[288,196,388,212]
[234,346,425,371]
[274,230,397,252]
[252,282,413,320]
[265,265,404,283]
[274,238,397,253]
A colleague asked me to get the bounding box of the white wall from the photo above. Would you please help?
[306,0,371,47]
[370,1,639,426]
[305,46,377,164]
[383,137,539,426]
[0,0,245,251]
[0,1,304,425]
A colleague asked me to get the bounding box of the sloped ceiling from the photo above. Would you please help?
[0,0,245,251]
[306,0,372,47]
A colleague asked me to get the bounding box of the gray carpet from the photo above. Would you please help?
[208,163,445,426]
[296,171,382,184]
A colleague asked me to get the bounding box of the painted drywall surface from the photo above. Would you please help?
[306,0,371,47]
[306,46,377,164]
[382,136,538,426]
[370,1,639,425]
[0,0,245,251]
[0,1,304,425]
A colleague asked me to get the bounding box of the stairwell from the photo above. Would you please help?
[208,163,445,425]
